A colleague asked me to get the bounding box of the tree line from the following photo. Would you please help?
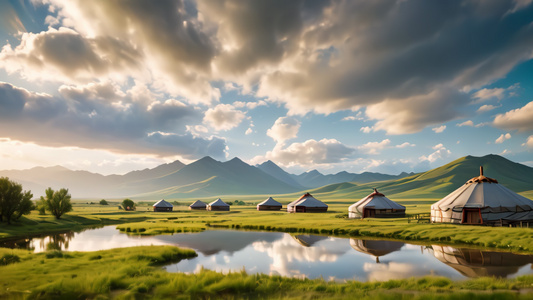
[0,177,72,224]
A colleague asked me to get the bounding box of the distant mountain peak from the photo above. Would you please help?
[307,169,322,175]
[228,157,244,163]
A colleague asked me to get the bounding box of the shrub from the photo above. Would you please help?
[0,254,20,265]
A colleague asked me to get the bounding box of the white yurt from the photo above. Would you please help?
[207,198,230,211]
[349,188,406,219]
[153,199,173,212]
[189,200,207,210]
[431,166,533,225]
[287,193,328,213]
[257,197,282,211]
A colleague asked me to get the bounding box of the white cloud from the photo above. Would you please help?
[420,144,451,163]
[493,101,533,131]
[245,128,253,135]
[358,139,391,155]
[233,100,267,110]
[203,104,246,131]
[266,116,301,143]
[360,126,373,133]
[256,138,355,167]
[432,125,446,133]
[495,133,512,144]
[342,112,364,121]
[523,136,533,149]
[477,104,499,113]
[396,142,415,148]
[472,88,506,102]
[457,120,474,127]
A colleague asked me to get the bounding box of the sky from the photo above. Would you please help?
[0,0,532,176]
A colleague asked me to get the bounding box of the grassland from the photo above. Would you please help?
[2,245,533,299]
[2,196,533,253]
[2,197,533,299]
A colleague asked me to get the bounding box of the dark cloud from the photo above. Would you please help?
[3,0,533,135]
[0,82,226,158]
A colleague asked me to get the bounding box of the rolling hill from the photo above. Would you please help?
[305,154,533,200]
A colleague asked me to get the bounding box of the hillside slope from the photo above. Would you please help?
[306,154,533,200]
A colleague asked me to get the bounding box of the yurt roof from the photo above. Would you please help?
[288,193,327,208]
[349,189,405,212]
[189,200,207,208]
[350,239,404,257]
[257,197,282,207]
[153,199,173,208]
[208,198,229,207]
[431,167,533,212]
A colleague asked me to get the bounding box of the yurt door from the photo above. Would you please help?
[364,209,375,218]
[462,208,482,224]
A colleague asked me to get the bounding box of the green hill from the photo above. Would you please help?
[306,154,533,200]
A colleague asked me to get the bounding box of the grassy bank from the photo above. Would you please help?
[1,246,533,299]
[2,198,533,253]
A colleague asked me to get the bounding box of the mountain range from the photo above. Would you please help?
[0,154,530,199]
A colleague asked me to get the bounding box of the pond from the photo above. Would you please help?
[2,226,533,282]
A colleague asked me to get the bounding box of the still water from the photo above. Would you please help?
[2,226,533,282]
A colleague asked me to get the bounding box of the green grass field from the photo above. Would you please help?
[2,196,533,299]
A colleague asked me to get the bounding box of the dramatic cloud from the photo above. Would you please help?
[260,139,355,167]
[432,125,446,133]
[266,117,301,143]
[0,81,226,158]
[203,104,246,131]
[4,0,533,132]
[493,101,533,131]
[3,0,220,104]
[495,133,512,144]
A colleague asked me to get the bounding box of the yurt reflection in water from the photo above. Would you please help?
[350,239,404,263]
[431,245,533,278]
[291,235,329,247]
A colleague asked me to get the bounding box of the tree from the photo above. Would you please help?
[99,199,108,205]
[36,198,47,215]
[42,188,73,219]
[122,199,135,211]
[0,177,34,224]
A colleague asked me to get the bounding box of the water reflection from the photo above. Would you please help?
[350,239,404,263]
[431,245,533,278]
[1,227,533,281]
[292,235,329,247]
